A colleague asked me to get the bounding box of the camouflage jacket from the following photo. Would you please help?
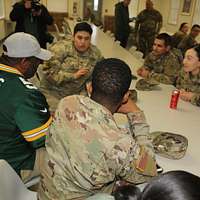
[144,51,182,85]
[135,9,162,36]
[171,31,187,48]
[38,95,157,200]
[40,40,103,98]
[176,69,200,106]
[177,34,197,56]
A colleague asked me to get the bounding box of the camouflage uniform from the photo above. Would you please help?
[171,31,187,48]
[40,40,103,111]
[176,69,200,106]
[135,9,162,57]
[38,95,157,200]
[143,51,182,85]
[177,34,197,56]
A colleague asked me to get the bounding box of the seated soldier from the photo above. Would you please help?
[38,58,157,200]
[137,33,182,85]
[40,22,103,111]
[0,32,52,182]
[178,24,200,56]
[176,45,200,106]
[171,22,189,48]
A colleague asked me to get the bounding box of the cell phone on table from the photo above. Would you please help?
[156,163,163,174]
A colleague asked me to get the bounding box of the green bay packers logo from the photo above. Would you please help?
[0,78,5,86]
[19,77,38,90]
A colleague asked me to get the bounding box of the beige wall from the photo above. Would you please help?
[0,19,5,40]
[1,0,200,39]
[160,0,197,34]
[47,0,68,12]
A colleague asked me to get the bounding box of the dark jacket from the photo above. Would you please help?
[114,2,130,39]
[10,1,53,48]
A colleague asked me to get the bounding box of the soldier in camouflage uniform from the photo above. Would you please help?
[38,58,157,200]
[135,0,162,57]
[137,33,182,85]
[171,22,189,48]
[178,24,200,56]
[176,45,200,106]
[40,22,103,111]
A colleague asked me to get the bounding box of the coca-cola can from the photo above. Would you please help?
[170,90,180,109]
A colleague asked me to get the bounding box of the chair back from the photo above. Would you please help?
[0,160,37,200]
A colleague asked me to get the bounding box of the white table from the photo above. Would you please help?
[65,20,200,176]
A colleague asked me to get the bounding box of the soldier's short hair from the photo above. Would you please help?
[91,58,132,104]
[74,22,93,35]
[191,24,200,30]
[141,171,200,200]
[156,33,172,47]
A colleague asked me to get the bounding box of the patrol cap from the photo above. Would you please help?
[150,131,188,160]
[136,79,159,91]
[3,32,52,60]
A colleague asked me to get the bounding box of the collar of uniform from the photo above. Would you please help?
[0,63,23,76]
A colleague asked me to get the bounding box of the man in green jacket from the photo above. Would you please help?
[0,32,52,182]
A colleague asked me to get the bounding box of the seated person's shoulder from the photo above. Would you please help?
[17,77,46,101]
[89,44,103,59]
[59,95,95,113]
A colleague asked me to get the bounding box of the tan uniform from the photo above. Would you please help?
[144,51,182,85]
[176,69,200,106]
[40,40,103,111]
[38,95,157,200]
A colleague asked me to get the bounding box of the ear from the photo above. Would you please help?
[16,58,29,74]
[122,91,130,104]
[86,82,92,96]
[20,58,29,66]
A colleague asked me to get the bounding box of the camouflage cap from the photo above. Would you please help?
[150,131,188,160]
[135,79,159,91]
[129,89,138,102]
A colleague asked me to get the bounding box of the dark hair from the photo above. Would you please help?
[141,171,200,200]
[156,33,172,47]
[114,185,141,200]
[73,22,93,35]
[192,44,200,60]
[179,23,188,31]
[191,24,200,30]
[91,58,132,105]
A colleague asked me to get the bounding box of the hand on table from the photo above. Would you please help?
[117,97,140,114]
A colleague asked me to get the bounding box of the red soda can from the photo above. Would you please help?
[170,90,180,109]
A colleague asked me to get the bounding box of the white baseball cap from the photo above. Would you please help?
[3,32,52,60]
